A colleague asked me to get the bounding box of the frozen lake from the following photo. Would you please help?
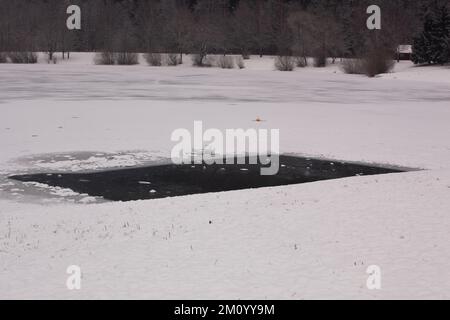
[1,54,450,104]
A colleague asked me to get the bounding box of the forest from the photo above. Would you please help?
[0,0,449,67]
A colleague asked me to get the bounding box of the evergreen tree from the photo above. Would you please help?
[412,1,450,64]
[339,0,365,57]
[433,4,450,63]
[412,4,435,64]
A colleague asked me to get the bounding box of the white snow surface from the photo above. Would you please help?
[0,53,449,299]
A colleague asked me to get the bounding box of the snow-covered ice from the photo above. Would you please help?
[0,53,449,299]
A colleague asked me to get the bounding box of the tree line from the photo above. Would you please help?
[0,0,449,65]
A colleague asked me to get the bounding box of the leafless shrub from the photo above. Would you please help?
[191,54,203,66]
[236,56,245,69]
[192,54,214,67]
[313,55,327,67]
[144,53,162,66]
[341,51,394,77]
[94,52,115,65]
[242,54,250,60]
[0,53,7,63]
[295,56,307,67]
[218,55,235,69]
[47,55,58,64]
[363,50,395,77]
[116,52,139,65]
[205,56,216,67]
[8,52,38,64]
[274,56,295,71]
[340,59,366,74]
[166,54,181,66]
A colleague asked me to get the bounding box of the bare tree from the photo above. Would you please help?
[163,4,194,63]
[188,0,226,66]
[254,0,274,57]
[231,1,255,57]
[306,5,344,66]
[231,0,273,57]
[288,10,313,66]
[38,0,66,62]
[136,1,164,52]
